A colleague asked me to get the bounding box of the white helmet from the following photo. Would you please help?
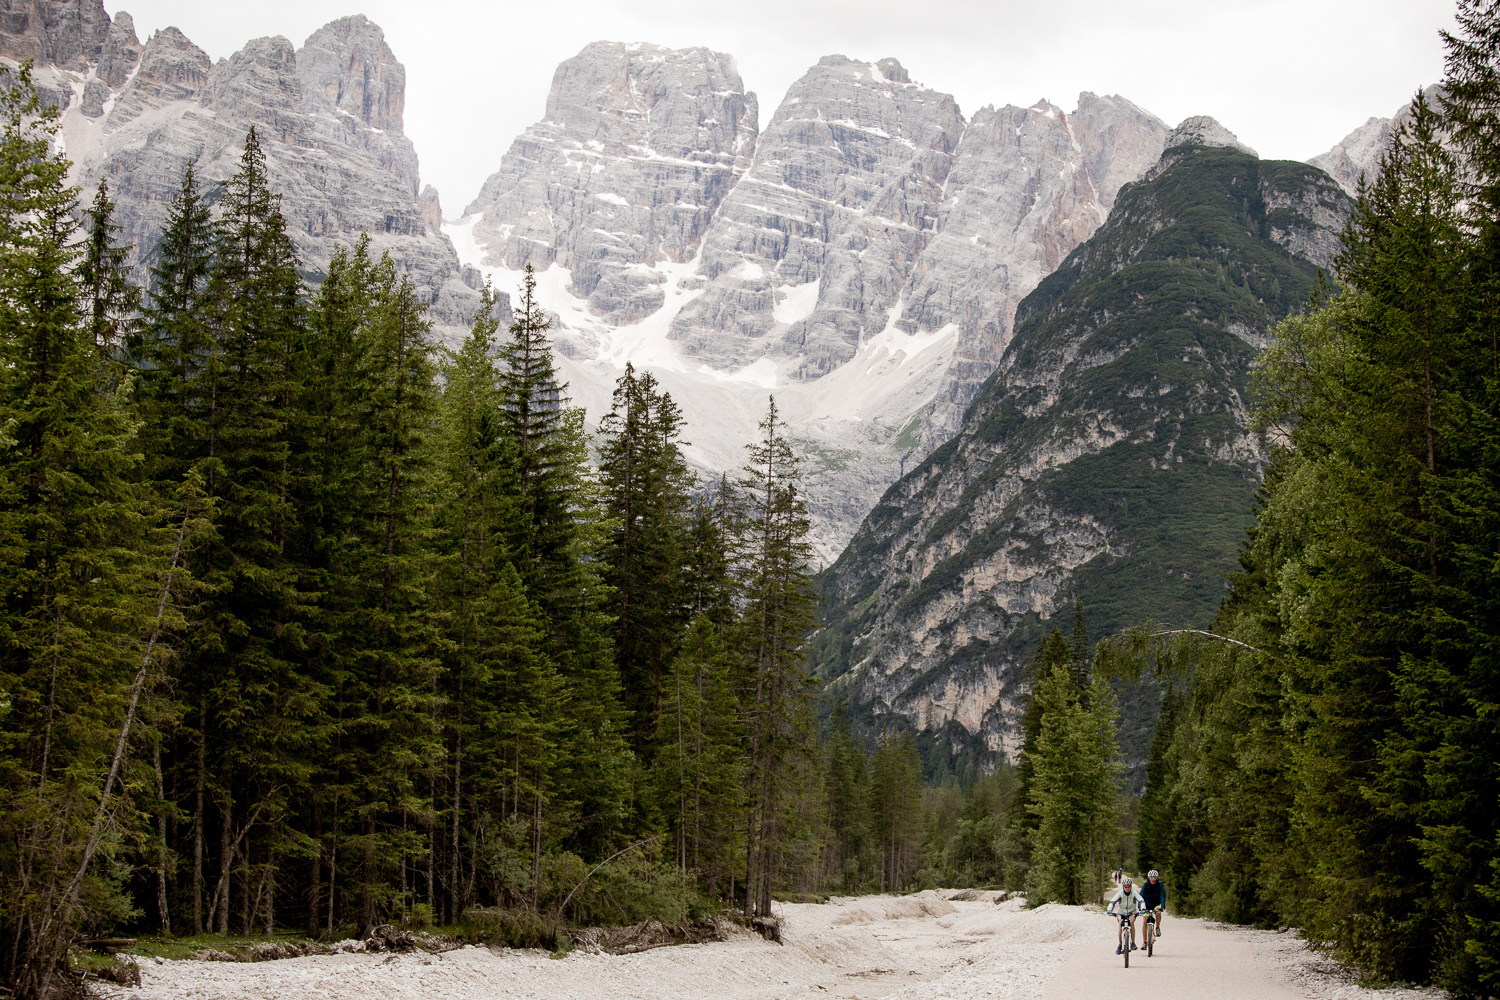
[1148,870,1159,878]
[1121,876,1133,886]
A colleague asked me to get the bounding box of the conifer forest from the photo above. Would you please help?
[0,63,975,999]
[3,2,1500,997]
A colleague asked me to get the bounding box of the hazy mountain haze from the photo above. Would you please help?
[106,0,1455,211]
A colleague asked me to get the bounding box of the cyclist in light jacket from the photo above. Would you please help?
[1107,875,1144,954]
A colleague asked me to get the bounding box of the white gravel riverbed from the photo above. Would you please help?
[112,891,1451,1000]
[116,891,1093,1000]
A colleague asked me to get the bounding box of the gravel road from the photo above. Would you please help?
[1045,910,1445,1000]
[114,891,1446,1000]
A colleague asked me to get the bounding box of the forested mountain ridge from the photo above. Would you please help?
[1109,7,1500,987]
[815,125,1350,767]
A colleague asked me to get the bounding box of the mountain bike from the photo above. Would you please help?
[1117,913,1136,967]
[1143,908,1158,957]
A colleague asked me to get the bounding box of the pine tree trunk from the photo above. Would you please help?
[217,790,232,933]
[451,733,461,921]
[327,794,339,938]
[308,800,322,936]
[262,853,275,934]
[193,701,206,935]
[154,743,170,933]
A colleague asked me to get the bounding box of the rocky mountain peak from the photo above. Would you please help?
[201,35,306,144]
[669,51,966,377]
[875,57,910,83]
[104,26,210,128]
[79,11,141,117]
[1164,114,1257,156]
[815,148,1350,754]
[418,184,442,233]
[452,45,1172,559]
[297,14,405,134]
[535,40,755,162]
[462,40,759,324]
[1072,92,1173,213]
[33,12,484,344]
[0,0,111,71]
[1308,85,1443,195]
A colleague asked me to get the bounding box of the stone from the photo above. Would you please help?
[418,184,443,234]
[0,0,110,71]
[102,26,210,128]
[80,10,140,117]
[1164,114,1257,154]
[668,54,965,376]
[898,93,1168,448]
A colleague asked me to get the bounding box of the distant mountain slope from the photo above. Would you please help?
[1,2,486,339]
[1309,85,1441,196]
[452,43,1169,559]
[814,124,1349,762]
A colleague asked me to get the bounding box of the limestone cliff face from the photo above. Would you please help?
[901,94,1168,448]
[666,55,965,376]
[1308,85,1442,196]
[3,4,488,340]
[1311,115,1394,196]
[814,138,1350,755]
[0,0,110,70]
[463,41,757,325]
[452,45,1170,557]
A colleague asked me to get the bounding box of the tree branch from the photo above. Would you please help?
[1150,628,1262,653]
[558,834,664,918]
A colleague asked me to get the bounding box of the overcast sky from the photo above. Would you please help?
[107,0,1458,214]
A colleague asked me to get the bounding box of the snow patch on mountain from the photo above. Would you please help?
[445,213,958,564]
[452,43,1180,560]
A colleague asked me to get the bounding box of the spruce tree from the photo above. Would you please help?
[431,279,510,920]
[735,397,818,917]
[495,264,631,862]
[1026,670,1121,905]
[0,65,162,997]
[654,616,743,895]
[869,730,923,891]
[131,164,214,493]
[684,480,737,630]
[78,178,140,373]
[194,127,316,935]
[343,259,442,931]
[498,263,571,602]
[599,362,694,749]
[822,698,871,891]
[1001,627,1073,886]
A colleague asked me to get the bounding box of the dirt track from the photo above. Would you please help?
[1047,912,1308,1000]
[119,892,1444,1000]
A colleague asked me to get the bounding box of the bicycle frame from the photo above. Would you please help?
[1117,913,1136,967]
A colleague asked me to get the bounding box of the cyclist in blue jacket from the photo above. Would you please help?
[1139,870,1166,936]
